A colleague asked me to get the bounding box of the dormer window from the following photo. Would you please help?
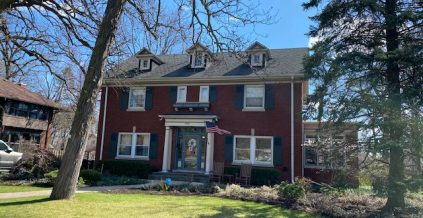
[194,54,204,67]
[252,54,263,66]
[140,59,150,70]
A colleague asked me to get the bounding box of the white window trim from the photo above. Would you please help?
[243,85,265,111]
[233,135,273,167]
[128,87,146,111]
[116,132,150,160]
[140,59,150,70]
[192,53,205,68]
[177,86,187,103]
[303,135,347,169]
[199,86,209,102]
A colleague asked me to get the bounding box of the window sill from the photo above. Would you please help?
[127,108,145,112]
[232,161,273,168]
[115,156,149,161]
[242,108,265,112]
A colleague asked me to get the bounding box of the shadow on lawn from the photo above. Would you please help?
[0,198,51,207]
[198,203,308,218]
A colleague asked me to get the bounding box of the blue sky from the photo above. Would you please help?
[245,1,317,49]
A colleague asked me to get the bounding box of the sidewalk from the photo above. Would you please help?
[0,180,204,199]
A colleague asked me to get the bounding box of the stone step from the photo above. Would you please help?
[149,172,210,183]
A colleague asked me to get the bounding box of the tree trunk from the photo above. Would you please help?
[384,0,405,210]
[50,0,126,200]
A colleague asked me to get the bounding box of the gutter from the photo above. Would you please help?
[291,77,295,183]
[99,86,109,161]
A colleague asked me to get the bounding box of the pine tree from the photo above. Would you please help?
[303,0,422,211]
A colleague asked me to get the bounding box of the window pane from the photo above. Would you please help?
[136,134,149,145]
[253,54,261,64]
[194,55,203,66]
[0,142,8,150]
[245,86,264,107]
[135,146,149,156]
[177,87,186,102]
[129,89,145,108]
[305,147,318,165]
[120,134,132,146]
[255,138,272,162]
[119,146,131,155]
[199,87,209,102]
[256,138,271,149]
[235,137,250,161]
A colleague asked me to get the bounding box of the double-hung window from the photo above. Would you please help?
[141,59,149,69]
[244,85,265,110]
[233,135,273,166]
[117,133,150,159]
[199,86,209,102]
[252,54,262,66]
[177,86,187,103]
[128,88,146,110]
[303,135,346,169]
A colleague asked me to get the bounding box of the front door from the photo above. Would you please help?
[175,127,206,171]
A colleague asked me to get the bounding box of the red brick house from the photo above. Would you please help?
[96,42,310,182]
[0,78,62,150]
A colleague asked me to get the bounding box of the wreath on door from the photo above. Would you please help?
[187,138,197,152]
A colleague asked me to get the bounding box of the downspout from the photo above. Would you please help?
[291,77,295,183]
[99,86,109,161]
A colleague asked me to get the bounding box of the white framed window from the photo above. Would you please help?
[128,87,146,110]
[199,86,209,102]
[194,54,204,67]
[141,59,150,70]
[244,85,265,110]
[252,53,263,66]
[233,135,273,166]
[117,132,150,159]
[177,86,187,103]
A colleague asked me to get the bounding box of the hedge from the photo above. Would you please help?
[224,166,282,186]
[96,160,155,179]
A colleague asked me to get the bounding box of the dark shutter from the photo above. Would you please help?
[189,55,193,66]
[262,54,266,66]
[109,133,118,159]
[149,133,158,159]
[120,88,129,110]
[265,84,274,110]
[145,87,153,110]
[209,86,217,103]
[273,136,283,165]
[234,85,244,110]
[170,87,177,104]
[224,135,234,161]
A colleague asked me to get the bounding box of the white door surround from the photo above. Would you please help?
[158,114,218,174]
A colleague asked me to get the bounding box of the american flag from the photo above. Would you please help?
[205,121,231,135]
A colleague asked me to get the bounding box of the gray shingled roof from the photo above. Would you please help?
[105,48,308,82]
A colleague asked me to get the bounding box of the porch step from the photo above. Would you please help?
[148,172,210,183]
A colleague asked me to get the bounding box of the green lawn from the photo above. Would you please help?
[0,193,318,218]
[0,185,50,193]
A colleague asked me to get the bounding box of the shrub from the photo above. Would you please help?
[278,181,305,202]
[43,169,85,187]
[6,148,60,180]
[97,160,154,178]
[215,184,279,202]
[224,166,282,186]
[331,170,359,189]
[79,170,102,185]
[96,175,144,186]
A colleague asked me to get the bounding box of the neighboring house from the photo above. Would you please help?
[96,42,309,182]
[0,78,62,150]
[302,121,359,185]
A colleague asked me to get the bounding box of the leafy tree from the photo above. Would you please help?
[303,0,422,211]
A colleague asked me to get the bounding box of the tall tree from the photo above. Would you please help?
[49,0,126,199]
[303,0,422,211]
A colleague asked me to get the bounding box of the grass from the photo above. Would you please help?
[0,185,50,193]
[0,193,318,218]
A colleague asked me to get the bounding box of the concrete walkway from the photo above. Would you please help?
[0,180,205,199]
